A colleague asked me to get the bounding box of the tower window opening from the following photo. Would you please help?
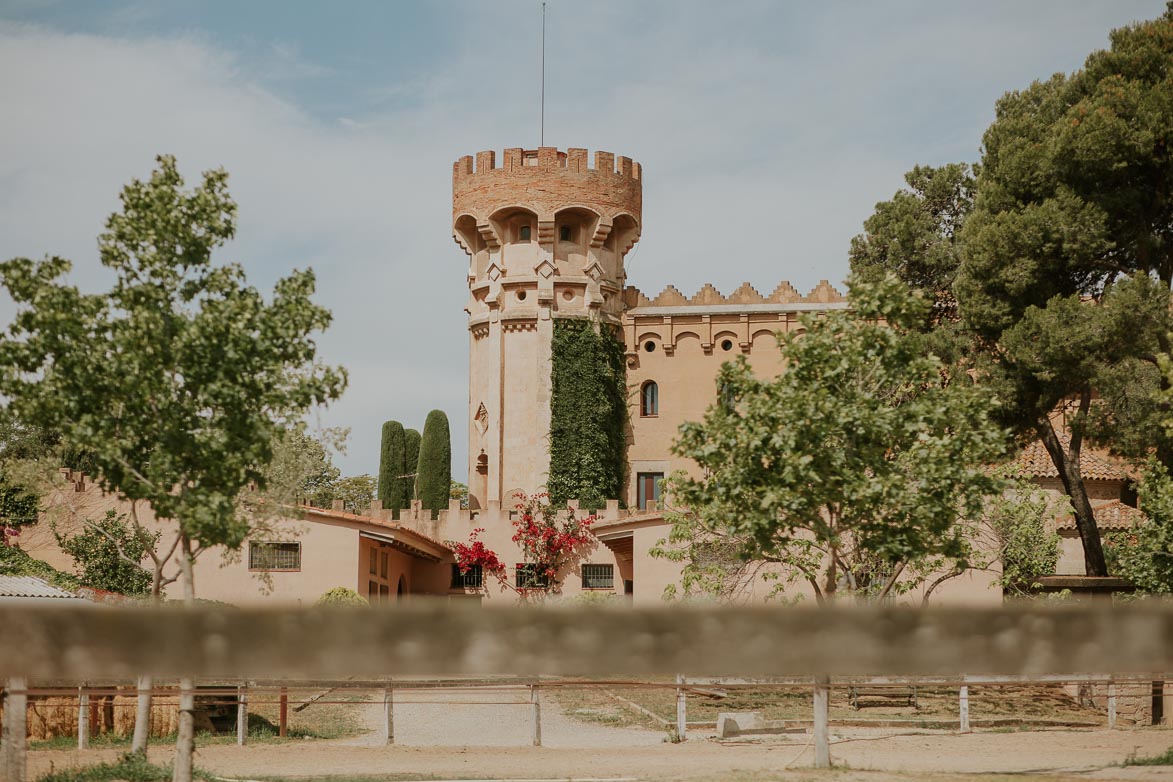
[517,289,527,302]
[559,225,573,242]
[721,339,734,352]
[644,340,656,353]
[640,381,659,417]
[518,225,532,242]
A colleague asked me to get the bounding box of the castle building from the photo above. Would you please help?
[17,145,1131,611]
[451,147,848,512]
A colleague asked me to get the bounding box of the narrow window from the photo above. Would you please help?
[249,542,301,571]
[560,225,572,242]
[640,381,659,417]
[368,581,377,601]
[581,564,614,590]
[368,547,377,575]
[637,472,664,512]
[379,584,390,601]
[518,225,532,242]
[380,551,389,579]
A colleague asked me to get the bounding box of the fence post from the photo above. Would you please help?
[959,677,970,734]
[675,674,687,742]
[1108,680,1117,729]
[383,681,394,745]
[78,684,90,750]
[236,684,248,746]
[531,683,542,747]
[813,675,830,769]
[279,687,288,738]
[4,677,29,782]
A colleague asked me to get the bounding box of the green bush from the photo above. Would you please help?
[547,320,627,509]
[416,410,451,512]
[55,510,157,596]
[35,752,214,782]
[377,420,406,511]
[316,587,369,607]
[403,428,421,501]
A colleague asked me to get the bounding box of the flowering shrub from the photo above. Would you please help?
[449,492,596,598]
[1,526,19,546]
[448,527,506,582]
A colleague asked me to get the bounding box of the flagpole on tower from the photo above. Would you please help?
[540,1,546,147]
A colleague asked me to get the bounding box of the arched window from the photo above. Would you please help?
[640,381,659,417]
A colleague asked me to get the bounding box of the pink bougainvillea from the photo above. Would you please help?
[448,492,596,598]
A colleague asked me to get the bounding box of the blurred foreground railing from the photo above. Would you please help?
[3,602,1173,779]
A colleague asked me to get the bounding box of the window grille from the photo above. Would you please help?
[581,564,614,590]
[249,542,301,571]
[515,563,550,590]
[451,564,484,589]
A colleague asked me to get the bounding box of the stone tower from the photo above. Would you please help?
[452,147,643,510]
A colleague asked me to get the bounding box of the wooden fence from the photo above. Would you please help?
[3,602,1173,780]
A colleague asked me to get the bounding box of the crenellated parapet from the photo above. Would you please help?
[625,280,846,310]
[621,280,848,364]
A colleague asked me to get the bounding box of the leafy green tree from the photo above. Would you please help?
[985,474,1062,596]
[449,479,470,510]
[670,277,1007,604]
[955,7,1173,575]
[416,410,451,512]
[333,474,376,513]
[1104,461,1173,594]
[403,428,421,500]
[0,155,345,777]
[55,510,158,596]
[377,420,407,510]
[547,319,627,508]
[263,426,341,509]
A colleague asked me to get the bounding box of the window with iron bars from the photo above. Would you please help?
[581,563,614,590]
[515,563,550,590]
[450,564,484,589]
[249,541,301,571]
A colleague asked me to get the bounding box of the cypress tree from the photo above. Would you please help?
[403,428,421,501]
[416,410,451,512]
[377,420,407,511]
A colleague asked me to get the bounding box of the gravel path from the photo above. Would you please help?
[339,685,665,748]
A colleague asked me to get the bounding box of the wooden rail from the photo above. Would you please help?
[3,603,1173,780]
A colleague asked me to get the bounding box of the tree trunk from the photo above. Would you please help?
[173,533,197,782]
[1038,416,1108,576]
[130,675,152,754]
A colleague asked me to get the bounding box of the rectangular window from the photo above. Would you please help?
[249,542,301,571]
[368,581,377,601]
[380,551,389,579]
[515,563,550,590]
[379,584,389,601]
[451,564,484,589]
[637,472,664,511]
[369,547,377,575]
[581,564,614,590]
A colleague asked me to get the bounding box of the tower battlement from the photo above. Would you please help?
[453,147,641,183]
[452,147,642,228]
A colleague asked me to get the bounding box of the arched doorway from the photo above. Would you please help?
[397,575,406,603]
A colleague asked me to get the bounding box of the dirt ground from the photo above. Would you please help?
[22,684,1173,781]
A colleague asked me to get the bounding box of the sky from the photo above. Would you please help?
[0,0,1166,479]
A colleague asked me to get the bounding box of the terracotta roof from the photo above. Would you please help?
[298,504,451,551]
[1055,500,1145,531]
[1016,436,1134,482]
